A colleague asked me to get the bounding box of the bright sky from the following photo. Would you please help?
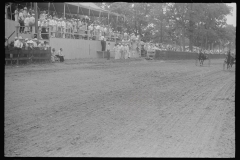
[226,3,236,26]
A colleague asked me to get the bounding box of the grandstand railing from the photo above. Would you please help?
[16,25,123,43]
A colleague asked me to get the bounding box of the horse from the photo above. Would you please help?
[198,52,209,66]
[224,54,235,69]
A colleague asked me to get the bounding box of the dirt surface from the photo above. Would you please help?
[4,58,235,157]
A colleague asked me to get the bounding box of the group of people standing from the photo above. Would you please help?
[14,6,36,34]
[113,43,135,59]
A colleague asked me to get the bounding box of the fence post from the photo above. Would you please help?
[16,26,18,37]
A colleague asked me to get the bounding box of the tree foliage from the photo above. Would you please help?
[96,2,235,51]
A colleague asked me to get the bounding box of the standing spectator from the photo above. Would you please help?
[52,17,57,38]
[61,18,66,38]
[29,14,35,33]
[73,19,77,38]
[57,18,62,38]
[18,9,24,33]
[106,42,111,60]
[38,19,43,39]
[28,8,32,16]
[24,14,30,34]
[65,19,69,38]
[49,16,53,37]
[14,7,19,22]
[88,24,93,39]
[100,36,105,51]
[23,7,28,19]
[114,43,120,59]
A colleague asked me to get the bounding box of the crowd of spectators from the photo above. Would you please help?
[6,3,226,57]
[6,4,125,41]
[5,36,50,51]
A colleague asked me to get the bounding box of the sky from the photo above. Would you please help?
[226,3,236,26]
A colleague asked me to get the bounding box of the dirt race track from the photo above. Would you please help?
[5,58,235,157]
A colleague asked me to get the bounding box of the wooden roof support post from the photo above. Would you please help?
[108,12,109,25]
[48,2,50,15]
[34,2,39,39]
[64,3,65,18]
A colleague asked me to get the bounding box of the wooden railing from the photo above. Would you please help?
[5,48,51,65]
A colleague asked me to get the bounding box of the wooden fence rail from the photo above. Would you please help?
[5,48,51,65]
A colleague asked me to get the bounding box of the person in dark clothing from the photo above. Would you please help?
[100,36,106,51]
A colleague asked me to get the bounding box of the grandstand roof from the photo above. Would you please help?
[66,3,104,12]
[66,3,121,17]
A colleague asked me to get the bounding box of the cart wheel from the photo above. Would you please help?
[195,59,199,66]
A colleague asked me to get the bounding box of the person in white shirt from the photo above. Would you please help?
[57,19,62,38]
[23,7,28,19]
[38,41,45,50]
[14,36,24,58]
[61,19,66,38]
[51,48,56,62]
[88,24,93,38]
[106,42,111,60]
[56,48,64,62]
[52,18,57,38]
[48,16,53,37]
[14,37,19,47]
[29,14,35,33]
[32,38,38,48]
[14,7,19,22]
[24,15,30,33]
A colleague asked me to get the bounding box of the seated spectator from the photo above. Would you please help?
[56,48,64,62]
[14,36,23,49]
[51,48,56,62]
[38,41,45,50]
[23,38,29,49]
[44,41,50,50]
[31,38,38,48]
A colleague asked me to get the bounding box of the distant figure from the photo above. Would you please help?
[100,36,105,51]
[106,42,111,60]
[56,48,64,62]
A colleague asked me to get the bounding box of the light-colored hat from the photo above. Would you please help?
[25,38,28,41]
[24,7,27,10]
[18,36,23,39]
[14,37,18,39]
[27,40,34,44]
[32,38,38,41]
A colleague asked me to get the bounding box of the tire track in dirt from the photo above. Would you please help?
[5,59,234,157]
